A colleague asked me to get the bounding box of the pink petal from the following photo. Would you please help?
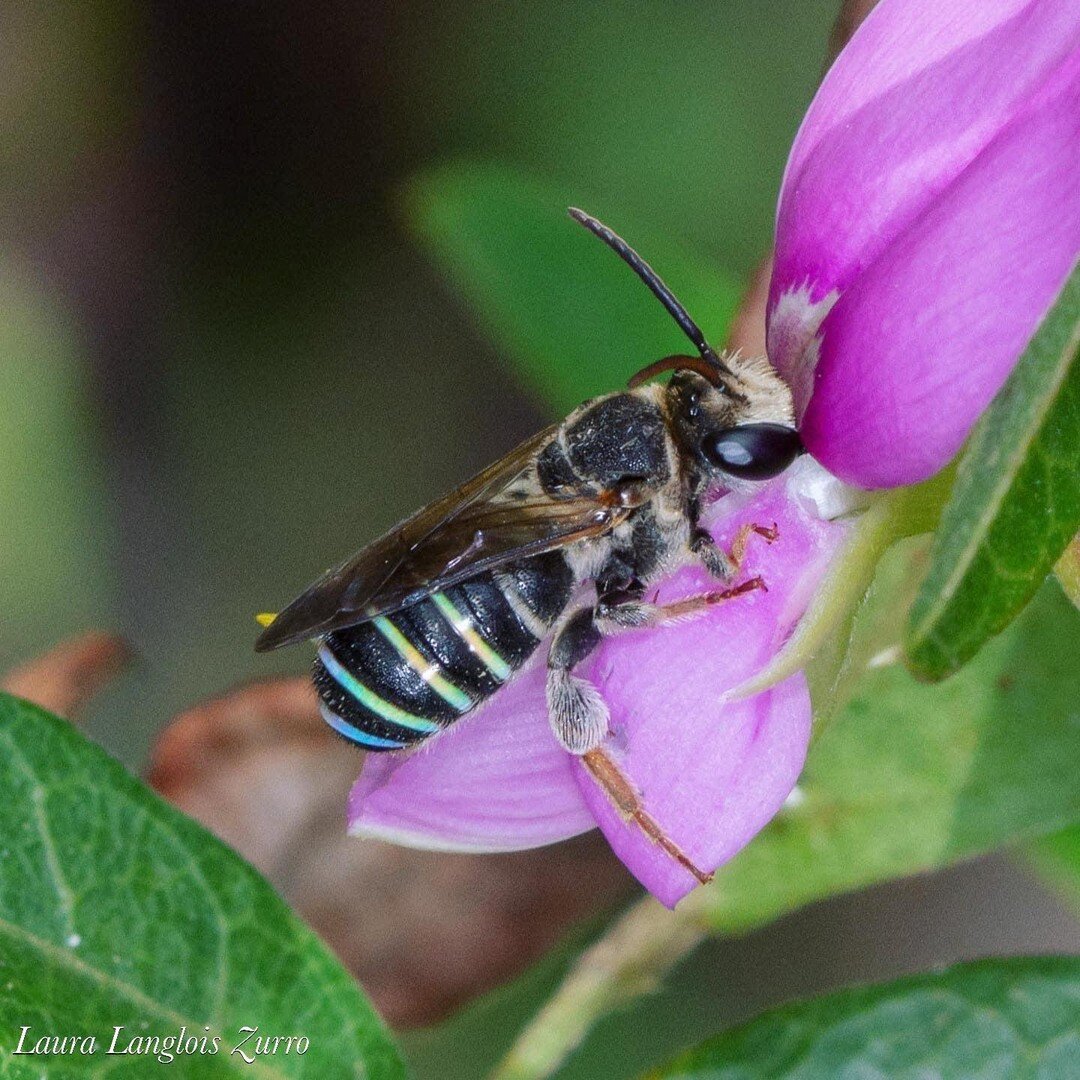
[802,55,1079,486]
[348,659,594,851]
[349,472,848,900]
[772,0,1077,310]
[572,477,848,907]
[768,0,1080,485]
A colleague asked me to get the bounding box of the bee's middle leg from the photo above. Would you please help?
[545,572,767,756]
[594,575,766,634]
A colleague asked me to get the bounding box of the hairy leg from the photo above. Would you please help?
[546,607,610,755]
[546,585,756,884]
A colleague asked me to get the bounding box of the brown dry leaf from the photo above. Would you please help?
[148,676,634,1027]
[1,632,132,717]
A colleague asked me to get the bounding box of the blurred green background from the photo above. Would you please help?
[3,4,1077,1074]
[0,0,834,755]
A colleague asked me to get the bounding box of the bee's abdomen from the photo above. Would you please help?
[315,552,575,751]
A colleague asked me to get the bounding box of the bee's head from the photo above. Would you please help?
[664,360,801,482]
[568,207,802,484]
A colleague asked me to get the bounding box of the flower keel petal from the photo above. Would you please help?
[575,676,810,908]
[571,478,848,906]
[348,660,595,852]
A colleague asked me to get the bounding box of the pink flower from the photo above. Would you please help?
[350,470,848,907]
[348,0,1078,906]
[768,0,1080,488]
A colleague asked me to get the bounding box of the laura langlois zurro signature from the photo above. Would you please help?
[11,1024,310,1065]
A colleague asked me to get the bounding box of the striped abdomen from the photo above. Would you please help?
[313,552,575,751]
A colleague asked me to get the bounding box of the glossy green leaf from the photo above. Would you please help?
[405,162,743,414]
[649,957,1080,1080]
[906,264,1080,681]
[0,694,405,1079]
[696,558,1080,933]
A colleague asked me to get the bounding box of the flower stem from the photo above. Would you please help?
[488,891,711,1080]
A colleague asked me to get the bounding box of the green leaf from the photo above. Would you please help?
[649,957,1080,1079]
[1055,534,1080,609]
[906,263,1080,681]
[0,694,405,1079]
[697,558,1080,933]
[404,162,743,415]
[1025,824,1080,915]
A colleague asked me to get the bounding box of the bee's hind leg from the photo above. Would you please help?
[546,602,714,885]
[580,748,714,885]
[546,607,611,755]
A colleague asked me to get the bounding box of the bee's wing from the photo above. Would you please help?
[256,425,627,651]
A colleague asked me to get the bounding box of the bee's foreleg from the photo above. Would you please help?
[546,607,611,754]
[692,522,779,582]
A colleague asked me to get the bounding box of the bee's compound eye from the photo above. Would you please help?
[701,423,803,480]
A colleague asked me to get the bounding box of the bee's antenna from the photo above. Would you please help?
[568,207,730,383]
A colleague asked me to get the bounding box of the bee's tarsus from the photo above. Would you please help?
[728,521,781,571]
[707,576,766,604]
[582,748,713,885]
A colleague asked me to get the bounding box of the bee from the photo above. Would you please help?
[257,209,803,881]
